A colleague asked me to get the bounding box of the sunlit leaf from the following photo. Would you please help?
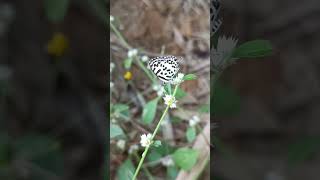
[142,98,159,124]
[172,148,198,170]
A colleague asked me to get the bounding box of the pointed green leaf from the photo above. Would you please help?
[117,159,135,180]
[183,74,197,81]
[232,40,272,58]
[142,98,159,124]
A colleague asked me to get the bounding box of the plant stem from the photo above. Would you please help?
[133,153,154,180]
[110,22,131,49]
[132,85,179,180]
[135,57,155,83]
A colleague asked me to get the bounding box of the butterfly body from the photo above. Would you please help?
[148,55,180,83]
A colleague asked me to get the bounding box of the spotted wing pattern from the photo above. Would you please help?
[148,55,180,83]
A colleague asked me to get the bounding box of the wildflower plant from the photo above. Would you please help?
[110,14,205,180]
[132,72,197,179]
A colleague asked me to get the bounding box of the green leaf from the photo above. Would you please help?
[287,136,320,167]
[164,83,172,95]
[232,40,273,58]
[183,74,197,81]
[153,140,162,147]
[110,123,124,138]
[44,0,70,23]
[147,149,163,166]
[172,148,198,170]
[186,127,196,143]
[212,82,241,116]
[113,104,130,120]
[124,58,133,69]
[142,98,159,124]
[175,87,187,99]
[167,166,178,180]
[117,159,135,180]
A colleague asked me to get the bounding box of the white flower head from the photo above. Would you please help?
[110,82,114,89]
[128,49,138,58]
[128,144,139,154]
[161,156,174,167]
[170,73,184,85]
[141,55,149,62]
[153,84,164,96]
[163,94,177,108]
[110,15,114,22]
[116,139,126,150]
[189,115,200,127]
[140,133,152,147]
[111,119,116,123]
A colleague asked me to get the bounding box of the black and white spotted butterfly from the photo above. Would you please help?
[148,55,180,84]
[210,0,222,36]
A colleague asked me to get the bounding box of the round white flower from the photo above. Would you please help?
[163,94,177,108]
[141,55,149,62]
[110,15,114,22]
[111,119,116,123]
[189,115,200,127]
[170,73,184,85]
[128,144,139,154]
[161,156,174,167]
[140,133,152,147]
[110,82,114,88]
[116,139,126,150]
[128,49,138,58]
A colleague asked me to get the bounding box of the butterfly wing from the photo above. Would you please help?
[148,56,180,83]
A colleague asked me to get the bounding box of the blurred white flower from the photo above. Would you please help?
[153,84,164,96]
[140,133,152,147]
[163,95,177,108]
[110,82,114,88]
[170,73,184,85]
[128,144,139,154]
[161,156,174,167]
[128,49,138,58]
[111,119,116,123]
[141,55,149,62]
[189,115,200,127]
[116,139,126,150]
[110,15,114,22]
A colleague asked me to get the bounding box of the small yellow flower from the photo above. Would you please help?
[47,32,69,57]
[124,71,132,80]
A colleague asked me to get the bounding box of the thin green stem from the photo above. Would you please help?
[132,85,179,180]
[110,22,131,49]
[135,57,155,83]
[133,153,154,180]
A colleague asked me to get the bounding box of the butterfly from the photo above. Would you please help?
[148,55,180,83]
[210,0,222,36]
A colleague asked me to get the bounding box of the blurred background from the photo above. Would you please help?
[213,0,320,180]
[110,0,210,179]
[0,0,107,179]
